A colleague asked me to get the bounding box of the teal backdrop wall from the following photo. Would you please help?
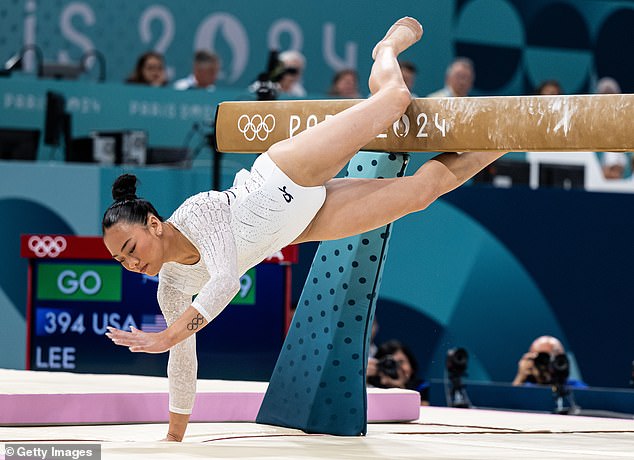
[1,0,633,95]
[1,0,633,388]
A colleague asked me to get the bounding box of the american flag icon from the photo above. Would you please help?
[141,314,167,332]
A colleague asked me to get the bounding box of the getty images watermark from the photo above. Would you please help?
[4,444,101,460]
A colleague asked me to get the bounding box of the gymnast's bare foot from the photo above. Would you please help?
[372,17,423,60]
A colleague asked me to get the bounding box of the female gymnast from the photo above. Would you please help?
[103,17,507,441]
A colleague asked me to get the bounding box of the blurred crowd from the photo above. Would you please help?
[123,48,629,180]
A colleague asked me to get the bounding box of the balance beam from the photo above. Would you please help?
[215,94,633,153]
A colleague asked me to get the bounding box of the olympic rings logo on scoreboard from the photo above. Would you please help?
[237,114,276,141]
[28,235,68,258]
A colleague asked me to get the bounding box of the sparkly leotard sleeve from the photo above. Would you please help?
[170,192,241,324]
[157,191,241,414]
[157,283,198,414]
[154,153,325,415]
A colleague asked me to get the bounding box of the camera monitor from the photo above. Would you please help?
[0,128,41,160]
[473,159,530,187]
[539,163,585,190]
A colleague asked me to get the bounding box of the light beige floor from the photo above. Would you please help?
[2,369,634,459]
[2,406,634,459]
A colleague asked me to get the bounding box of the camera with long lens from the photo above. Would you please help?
[533,352,576,413]
[445,347,471,408]
[533,352,570,385]
[446,347,468,377]
[249,50,290,101]
[533,351,551,375]
[377,354,400,380]
[551,353,570,384]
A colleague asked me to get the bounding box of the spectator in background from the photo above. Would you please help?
[596,76,621,94]
[601,151,628,179]
[328,69,361,98]
[535,79,562,95]
[399,60,418,97]
[595,78,628,179]
[512,335,586,388]
[125,51,167,87]
[174,50,220,91]
[427,57,474,98]
[278,50,307,97]
[367,340,430,405]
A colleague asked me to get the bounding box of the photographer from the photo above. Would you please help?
[248,50,304,101]
[512,335,587,388]
[367,340,430,405]
[278,50,307,97]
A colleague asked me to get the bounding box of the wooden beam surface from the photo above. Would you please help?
[215,94,633,153]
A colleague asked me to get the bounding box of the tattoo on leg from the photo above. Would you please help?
[186,313,205,331]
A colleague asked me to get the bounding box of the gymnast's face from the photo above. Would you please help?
[103,215,164,277]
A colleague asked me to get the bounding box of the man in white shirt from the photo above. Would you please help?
[174,50,220,91]
[428,57,475,98]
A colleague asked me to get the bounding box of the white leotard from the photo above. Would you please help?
[157,153,326,414]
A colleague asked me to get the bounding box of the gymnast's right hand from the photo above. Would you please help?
[163,411,190,442]
[162,432,183,442]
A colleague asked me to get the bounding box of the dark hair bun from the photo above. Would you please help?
[112,174,138,202]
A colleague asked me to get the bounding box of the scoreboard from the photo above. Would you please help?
[21,234,297,380]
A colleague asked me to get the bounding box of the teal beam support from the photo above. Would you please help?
[257,152,409,436]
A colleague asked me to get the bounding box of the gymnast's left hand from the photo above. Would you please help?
[105,326,172,354]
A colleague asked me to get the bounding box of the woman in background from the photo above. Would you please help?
[126,51,168,87]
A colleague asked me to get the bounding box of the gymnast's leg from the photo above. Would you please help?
[294,151,507,243]
[265,17,423,187]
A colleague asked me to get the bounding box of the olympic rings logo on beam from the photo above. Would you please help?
[28,235,68,258]
[237,114,276,141]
